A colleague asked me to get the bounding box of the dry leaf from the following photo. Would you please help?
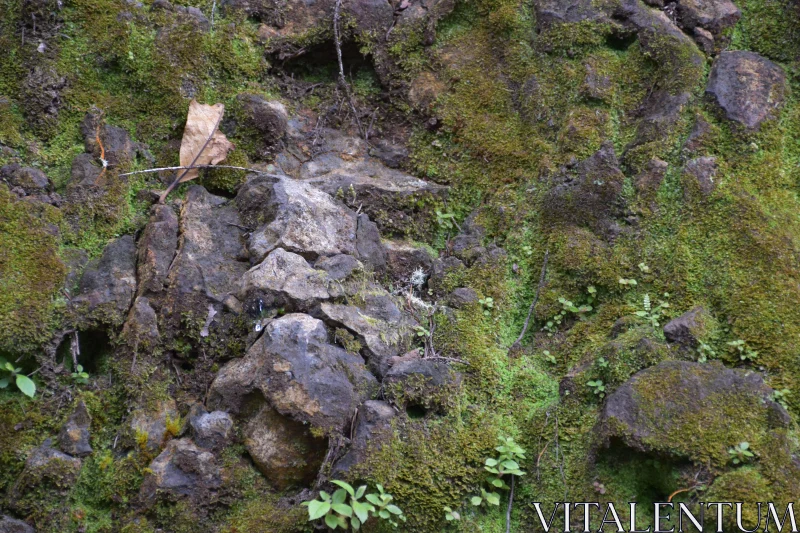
[178,99,234,183]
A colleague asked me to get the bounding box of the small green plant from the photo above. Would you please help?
[587,379,605,398]
[634,293,670,328]
[413,325,430,338]
[727,340,758,362]
[71,364,90,384]
[0,357,36,398]
[543,294,593,336]
[543,350,557,364]
[303,480,404,531]
[471,436,526,508]
[596,357,609,369]
[772,389,791,410]
[444,506,461,521]
[436,210,457,230]
[638,262,651,273]
[697,341,715,363]
[478,297,494,316]
[728,442,755,465]
[521,244,533,257]
[618,278,638,287]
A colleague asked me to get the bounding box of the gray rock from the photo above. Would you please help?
[626,90,691,160]
[0,165,51,193]
[383,240,436,283]
[151,0,210,30]
[369,139,409,168]
[121,296,161,348]
[683,156,718,198]
[332,400,396,477]
[208,313,377,433]
[675,0,740,41]
[10,440,82,507]
[0,516,34,533]
[140,438,221,503]
[447,287,478,309]
[683,114,713,155]
[693,26,715,54]
[663,306,711,350]
[235,93,288,149]
[320,295,416,378]
[58,401,92,457]
[634,158,667,201]
[383,359,461,414]
[136,204,178,296]
[189,406,234,450]
[706,51,787,130]
[356,214,387,273]
[129,399,179,452]
[243,404,327,490]
[237,176,359,263]
[69,153,102,186]
[79,114,142,167]
[601,361,791,465]
[314,254,363,281]
[72,235,137,327]
[239,248,330,311]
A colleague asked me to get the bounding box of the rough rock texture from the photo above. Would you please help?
[9,441,82,510]
[140,439,221,503]
[58,401,92,457]
[129,400,180,452]
[233,94,288,157]
[383,240,436,283]
[683,156,718,198]
[0,516,34,533]
[706,51,787,130]
[663,306,712,350]
[189,408,234,450]
[208,313,377,433]
[239,247,331,311]
[332,400,396,477]
[136,204,179,296]
[675,0,741,41]
[601,361,791,466]
[72,235,137,327]
[243,404,326,489]
[383,359,461,413]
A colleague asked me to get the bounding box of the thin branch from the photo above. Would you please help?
[425,356,471,366]
[506,475,515,533]
[119,165,281,178]
[333,0,366,140]
[159,111,224,204]
[511,249,550,349]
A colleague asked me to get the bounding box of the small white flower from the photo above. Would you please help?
[410,267,427,289]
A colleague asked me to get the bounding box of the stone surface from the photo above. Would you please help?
[383,359,460,414]
[10,441,82,507]
[136,204,178,296]
[634,158,667,201]
[234,94,288,157]
[140,438,221,503]
[239,247,331,311]
[663,306,711,350]
[675,0,740,40]
[129,399,179,452]
[72,235,137,327]
[189,407,234,450]
[208,313,377,433]
[683,156,718,198]
[121,296,161,348]
[0,165,50,193]
[383,240,436,283]
[243,404,326,490]
[601,361,792,465]
[314,254,363,281]
[706,51,787,130]
[446,287,478,309]
[0,516,34,533]
[58,400,92,457]
[332,400,396,477]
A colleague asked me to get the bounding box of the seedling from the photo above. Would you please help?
[587,379,605,398]
[634,293,670,328]
[727,339,758,362]
[0,357,36,398]
[444,506,461,521]
[71,364,90,384]
[772,389,790,410]
[728,442,755,465]
[478,297,494,316]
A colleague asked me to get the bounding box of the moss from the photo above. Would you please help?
[0,186,67,355]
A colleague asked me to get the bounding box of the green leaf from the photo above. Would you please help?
[470,496,482,506]
[485,458,498,467]
[352,501,371,523]
[0,377,9,388]
[379,510,390,519]
[365,494,381,506]
[501,460,519,470]
[319,491,331,501]
[486,492,501,506]
[307,500,331,521]
[324,513,340,529]
[386,505,402,515]
[740,442,750,450]
[351,517,361,530]
[355,485,366,499]
[332,480,355,497]
[332,504,352,517]
[16,375,35,398]
[491,478,505,487]
[332,489,347,505]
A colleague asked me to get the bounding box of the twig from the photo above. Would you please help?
[159,110,224,204]
[506,475,515,533]
[333,0,366,140]
[425,356,471,366]
[667,486,699,503]
[225,222,254,232]
[119,165,281,178]
[511,249,550,349]
[210,0,216,30]
[93,121,108,184]
[70,331,80,369]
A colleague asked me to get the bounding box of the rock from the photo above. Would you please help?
[22,65,66,134]
[693,26,715,54]
[383,240,436,283]
[69,153,102,186]
[151,0,210,29]
[542,142,626,239]
[314,254,363,281]
[601,361,792,466]
[239,248,331,312]
[121,296,161,348]
[237,176,359,263]
[449,215,486,266]
[10,440,82,509]
[234,94,288,157]
[189,407,234,450]
[355,214,387,273]
[446,287,478,309]
[0,165,51,193]
[633,158,667,202]
[429,256,465,295]
[332,400,396,477]
[675,0,740,41]
[383,359,461,414]
[533,0,607,27]
[683,156,718,198]
[208,313,377,433]
[136,204,179,296]
[663,306,712,350]
[0,516,34,533]
[58,401,92,457]
[582,63,613,102]
[79,113,142,167]
[626,90,691,154]
[683,114,713,155]
[369,139,409,169]
[243,404,327,490]
[706,51,787,130]
[140,438,221,503]
[129,399,180,452]
[320,295,416,378]
[72,235,137,327]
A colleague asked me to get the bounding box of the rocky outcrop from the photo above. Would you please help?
[9,441,82,512]
[383,359,461,414]
[675,0,741,44]
[663,307,713,350]
[189,407,234,451]
[129,400,180,452]
[58,401,92,457]
[332,400,396,477]
[706,51,787,130]
[682,156,718,198]
[140,439,221,503]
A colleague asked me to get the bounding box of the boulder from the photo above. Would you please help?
[332,400,396,477]
[189,407,234,450]
[9,441,82,509]
[234,94,288,157]
[140,439,221,503]
[706,51,787,130]
[314,254,363,281]
[58,401,92,457]
[446,287,478,309]
[136,204,178,296]
[320,295,416,378]
[355,214,387,273]
[79,113,143,167]
[243,404,327,490]
[72,235,137,327]
[663,306,712,350]
[239,247,331,312]
[625,90,691,162]
[633,158,667,202]
[675,0,740,41]
[0,516,34,533]
[601,361,792,466]
[121,296,161,348]
[0,165,51,193]
[383,240,436,283]
[383,359,461,414]
[208,313,377,433]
